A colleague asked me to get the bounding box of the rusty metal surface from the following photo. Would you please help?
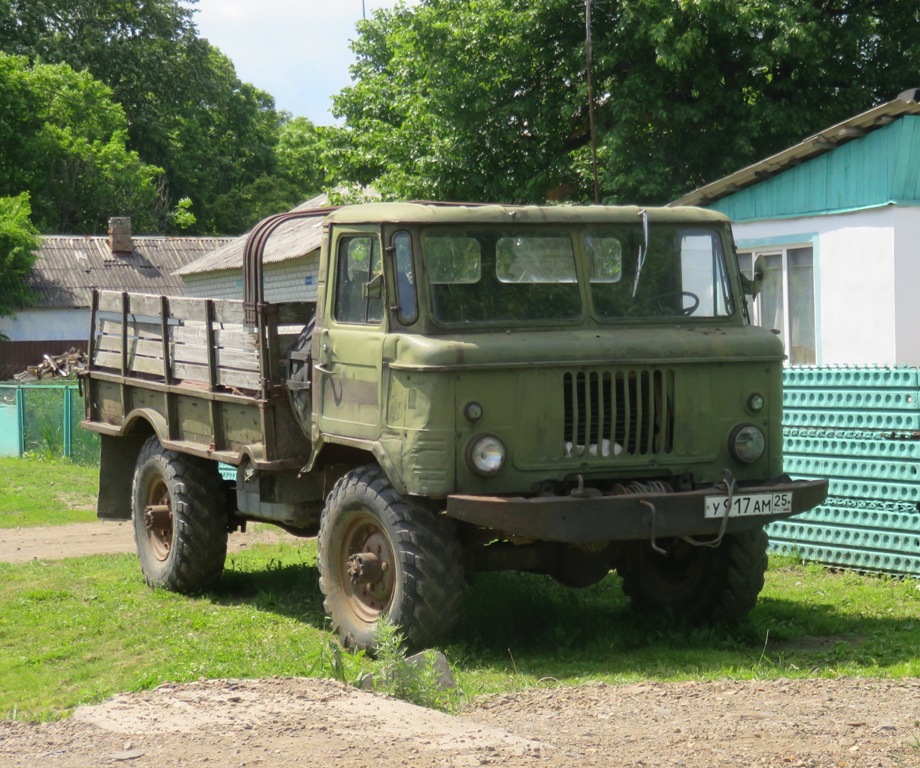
[445,479,829,543]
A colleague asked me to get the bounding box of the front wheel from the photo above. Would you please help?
[131,436,229,593]
[617,527,769,623]
[317,465,464,651]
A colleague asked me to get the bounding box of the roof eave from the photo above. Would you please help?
[671,97,920,208]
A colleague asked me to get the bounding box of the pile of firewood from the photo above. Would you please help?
[14,348,87,381]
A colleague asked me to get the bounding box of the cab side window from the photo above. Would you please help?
[394,231,418,325]
[334,236,383,324]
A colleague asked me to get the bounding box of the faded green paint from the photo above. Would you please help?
[710,117,920,221]
[83,202,826,543]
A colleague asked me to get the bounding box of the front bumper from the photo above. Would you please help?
[445,477,828,543]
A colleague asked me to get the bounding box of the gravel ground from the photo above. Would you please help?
[0,677,918,767]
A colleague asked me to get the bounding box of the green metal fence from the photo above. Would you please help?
[0,384,99,464]
[773,366,920,576]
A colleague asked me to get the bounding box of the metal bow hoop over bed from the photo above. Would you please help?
[242,207,340,328]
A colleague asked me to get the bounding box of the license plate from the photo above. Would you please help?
[703,492,793,519]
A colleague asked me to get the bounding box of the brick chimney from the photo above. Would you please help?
[108,217,133,254]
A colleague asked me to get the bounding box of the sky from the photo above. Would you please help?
[191,0,413,126]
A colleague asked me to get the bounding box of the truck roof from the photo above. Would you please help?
[324,202,730,227]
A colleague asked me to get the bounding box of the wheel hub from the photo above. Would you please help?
[341,519,396,622]
[143,478,173,562]
[347,551,388,586]
[144,504,172,531]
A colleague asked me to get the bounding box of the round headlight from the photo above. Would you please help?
[729,424,765,464]
[466,434,506,477]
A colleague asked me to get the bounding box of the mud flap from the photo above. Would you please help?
[97,433,151,520]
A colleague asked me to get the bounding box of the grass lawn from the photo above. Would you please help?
[0,457,97,528]
[1,537,918,721]
[1,457,917,722]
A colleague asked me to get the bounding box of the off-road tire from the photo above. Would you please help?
[617,527,769,623]
[131,436,229,593]
[317,464,464,651]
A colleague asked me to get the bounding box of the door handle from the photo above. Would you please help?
[316,343,334,373]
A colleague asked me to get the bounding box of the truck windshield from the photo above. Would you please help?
[425,230,582,324]
[589,226,734,320]
[423,225,734,325]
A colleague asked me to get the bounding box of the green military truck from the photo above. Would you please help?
[81,202,827,649]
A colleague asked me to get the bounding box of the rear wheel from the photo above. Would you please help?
[617,527,768,623]
[131,436,229,592]
[317,465,464,651]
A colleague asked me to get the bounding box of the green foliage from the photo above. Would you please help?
[0,192,39,317]
[372,617,456,711]
[11,384,100,465]
[333,0,920,205]
[326,184,378,207]
[0,0,335,235]
[275,117,333,197]
[169,197,197,231]
[207,175,305,235]
[306,638,369,688]
[0,53,163,232]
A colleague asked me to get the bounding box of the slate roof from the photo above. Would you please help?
[672,91,920,207]
[175,193,332,277]
[31,234,234,309]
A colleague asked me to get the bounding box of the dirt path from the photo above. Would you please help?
[2,525,918,767]
[0,521,291,564]
[0,677,918,767]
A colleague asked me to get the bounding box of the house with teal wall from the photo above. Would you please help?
[674,90,920,366]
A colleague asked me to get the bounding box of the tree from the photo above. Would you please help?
[0,53,163,233]
[275,117,334,199]
[332,0,920,205]
[0,192,40,323]
[0,0,286,233]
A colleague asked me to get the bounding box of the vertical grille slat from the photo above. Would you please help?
[563,368,674,459]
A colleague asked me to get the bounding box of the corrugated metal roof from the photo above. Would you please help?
[703,117,920,221]
[175,193,331,277]
[672,94,920,208]
[31,234,234,309]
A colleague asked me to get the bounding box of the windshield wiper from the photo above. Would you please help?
[631,208,649,298]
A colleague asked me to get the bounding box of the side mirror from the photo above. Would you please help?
[363,272,384,300]
[740,255,765,297]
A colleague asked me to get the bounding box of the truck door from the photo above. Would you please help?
[316,227,386,441]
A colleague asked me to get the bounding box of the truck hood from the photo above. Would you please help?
[387,324,784,370]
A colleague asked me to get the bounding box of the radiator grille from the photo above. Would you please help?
[562,369,674,458]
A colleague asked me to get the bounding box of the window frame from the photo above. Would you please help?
[738,243,817,365]
[332,232,385,326]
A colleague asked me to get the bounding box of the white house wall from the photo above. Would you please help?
[182,255,320,303]
[732,207,899,365]
[0,308,90,342]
